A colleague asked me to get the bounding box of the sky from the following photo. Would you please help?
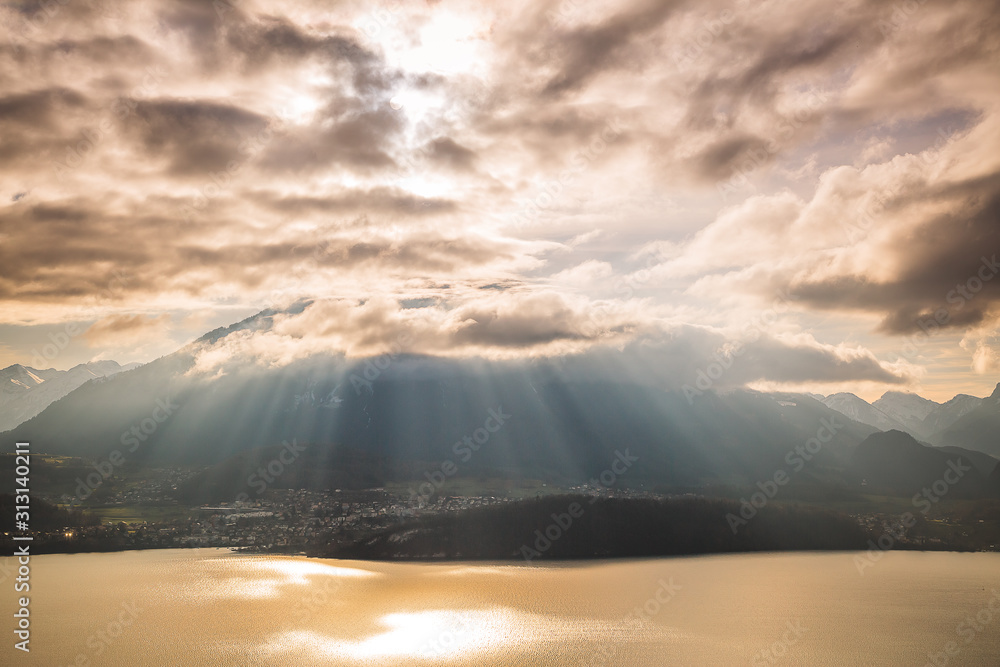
[0,0,998,402]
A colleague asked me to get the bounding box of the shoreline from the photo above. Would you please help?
[4,542,996,559]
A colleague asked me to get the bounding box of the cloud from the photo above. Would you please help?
[538,0,683,97]
[184,295,909,394]
[652,110,1000,337]
[83,313,171,347]
[1,0,997,396]
[127,99,271,175]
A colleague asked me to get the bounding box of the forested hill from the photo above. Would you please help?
[318,495,874,561]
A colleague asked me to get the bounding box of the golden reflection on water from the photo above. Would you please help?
[268,607,671,662]
[167,556,381,602]
[12,549,1000,666]
[274,609,511,660]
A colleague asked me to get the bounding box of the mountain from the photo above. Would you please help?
[4,309,881,491]
[850,430,995,497]
[921,394,984,440]
[935,446,998,477]
[931,383,1000,457]
[0,361,140,432]
[871,391,939,437]
[7,307,995,501]
[820,393,910,433]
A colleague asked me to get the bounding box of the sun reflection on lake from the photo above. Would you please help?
[173,555,381,602]
[274,608,512,660]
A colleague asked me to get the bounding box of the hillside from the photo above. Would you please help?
[850,430,997,497]
[931,384,1000,457]
[319,495,875,560]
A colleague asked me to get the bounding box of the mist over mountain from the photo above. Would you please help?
[819,388,997,455]
[820,393,909,433]
[4,306,997,500]
[4,307,889,492]
[920,394,984,439]
[931,384,1000,458]
[871,391,940,437]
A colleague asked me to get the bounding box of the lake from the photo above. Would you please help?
[4,549,999,665]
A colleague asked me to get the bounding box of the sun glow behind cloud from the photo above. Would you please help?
[381,9,491,77]
[1,0,998,400]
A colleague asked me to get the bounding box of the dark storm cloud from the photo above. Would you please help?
[47,35,154,65]
[127,99,270,175]
[0,87,87,129]
[0,190,534,305]
[790,175,1000,334]
[732,334,908,385]
[83,313,170,346]
[572,327,911,389]
[691,133,773,181]
[539,0,684,97]
[425,137,477,171]
[249,188,457,216]
[258,109,404,173]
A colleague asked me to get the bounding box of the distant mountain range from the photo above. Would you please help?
[932,384,1000,458]
[0,361,140,432]
[1,307,997,497]
[820,392,911,433]
[849,430,995,497]
[871,391,939,434]
[818,385,999,458]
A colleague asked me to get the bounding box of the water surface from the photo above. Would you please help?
[5,549,999,665]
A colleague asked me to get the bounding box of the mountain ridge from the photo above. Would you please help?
[0,360,140,432]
